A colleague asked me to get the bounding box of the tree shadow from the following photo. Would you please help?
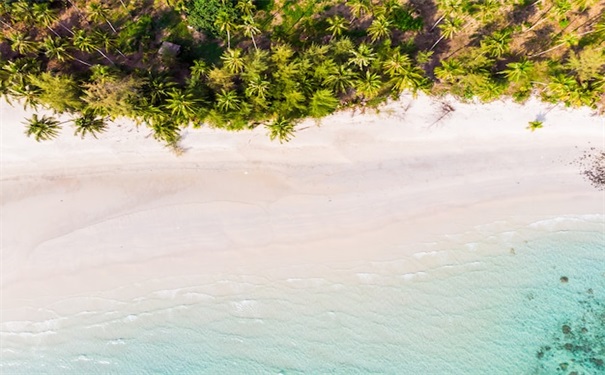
[408,0,449,77]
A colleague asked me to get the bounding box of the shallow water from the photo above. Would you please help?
[2,216,604,374]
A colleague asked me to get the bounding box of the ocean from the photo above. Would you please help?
[2,215,604,374]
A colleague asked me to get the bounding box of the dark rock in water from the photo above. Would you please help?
[560,276,569,283]
[562,325,572,334]
[590,357,604,367]
[564,343,573,351]
[559,362,569,370]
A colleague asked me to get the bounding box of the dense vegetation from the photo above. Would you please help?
[1,0,604,148]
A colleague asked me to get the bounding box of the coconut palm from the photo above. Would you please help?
[216,90,241,112]
[266,117,295,143]
[431,17,463,50]
[348,43,376,71]
[503,60,534,83]
[324,64,356,93]
[41,36,70,62]
[245,78,270,100]
[32,3,60,37]
[390,66,427,94]
[383,50,412,78]
[23,114,61,141]
[72,29,114,64]
[221,49,245,74]
[7,32,38,55]
[355,70,382,98]
[236,0,255,16]
[10,1,34,24]
[434,59,465,83]
[73,112,107,139]
[88,1,117,33]
[241,16,260,50]
[146,74,176,105]
[215,10,236,50]
[367,15,391,42]
[348,0,370,19]
[326,16,349,39]
[164,89,199,121]
[309,89,339,118]
[480,29,512,58]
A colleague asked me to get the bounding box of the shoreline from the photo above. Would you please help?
[1,94,604,324]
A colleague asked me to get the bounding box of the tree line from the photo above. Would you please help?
[1,0,604,148]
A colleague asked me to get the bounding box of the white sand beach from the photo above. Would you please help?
[1,94,604,326]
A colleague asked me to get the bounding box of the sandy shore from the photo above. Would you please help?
[1,94,604,324]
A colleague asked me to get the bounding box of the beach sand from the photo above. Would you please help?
[1,94,604,363]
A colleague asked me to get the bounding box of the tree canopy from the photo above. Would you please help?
[1,0,604,147]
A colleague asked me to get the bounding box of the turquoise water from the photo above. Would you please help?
[2,217,604,374]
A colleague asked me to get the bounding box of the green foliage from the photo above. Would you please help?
[28,72,84,113]
[118,15,153,53]
[186,0,237,36]
[73,112,107,139]
[266,117,295,143]
[309,89,339,118]
[527,120,543,131]
[3,0,605,147]
[23,114,61,141]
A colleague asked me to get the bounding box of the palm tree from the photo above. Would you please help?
[503,60,534,83]
[431,17,463,50]
[480,29,512,58]
[245,78,270,100]
[221,49,245,74]
[271,44,295,65]
[326,16,349,39]
[323,64,356,93]
[355,70,382,98]
[23,114,61,141]
[215,11,236,50]
[72,29,114,64]
[348,0,370,19]
[7,32,38,55]
[189,60,208,82]
[241,16,260,50]
[382,50,412,77]
[88,1,117,33]
[348,43,376,71]
[10,1,34,24]
[309,89,339,118]
[216,90,240,112]
[73,112,107,139]
[390,66,427,94]
[146,74,176,105]
[367,15,391,42]
[266,117,295,143]
[164,89,199,121]
[31,3,60,37]
[434,59,465,83]
[526,120,543,132]
[236,0,255,16]
[41,36,70,62]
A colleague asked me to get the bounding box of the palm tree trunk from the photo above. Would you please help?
[95,48,115,64]
[430,35,445,51]
[430,15,445,32]
[59,23,75,36]
[227,29,231,50]
[106,19,118,34]
[530,42,565,57]
[73,57,92,66]
[46,26,61,37]
[251,35,257,51]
